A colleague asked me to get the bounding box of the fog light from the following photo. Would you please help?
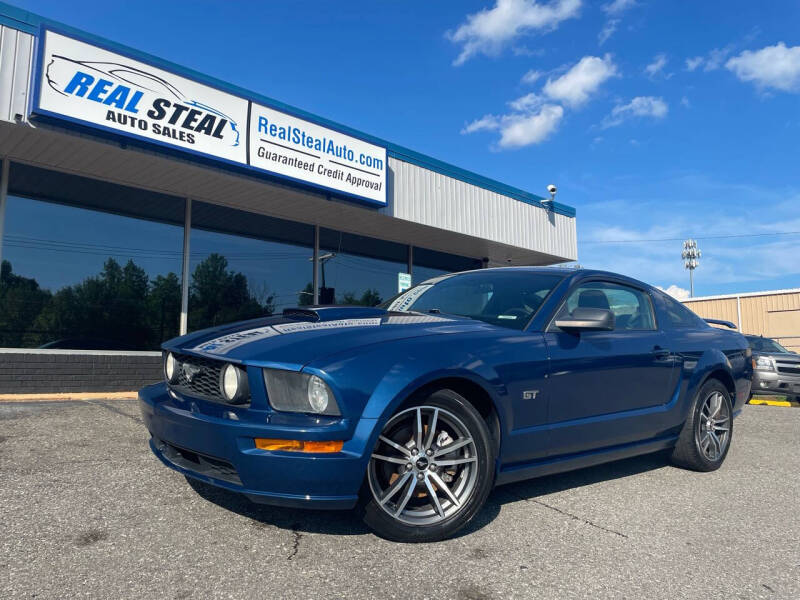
[164,352,179,383]
[254,438,343,453]
[220,363,249,403]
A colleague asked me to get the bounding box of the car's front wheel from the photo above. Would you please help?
[363,389,494,542]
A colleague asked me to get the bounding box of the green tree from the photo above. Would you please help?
[0,260,52,347]
[30,258,152,348]
[339,288,382,306]
[298,282,314,306]
[189,253,272,330]
[148,272,181,344]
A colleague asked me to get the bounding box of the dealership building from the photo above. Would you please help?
[0,3,577,394]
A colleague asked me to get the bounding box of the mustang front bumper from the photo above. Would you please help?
[139,383,376,509]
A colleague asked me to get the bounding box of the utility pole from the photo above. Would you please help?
[682,239,701,297]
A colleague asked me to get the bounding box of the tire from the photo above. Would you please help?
[671,379,733,472]
[363,388,495,542]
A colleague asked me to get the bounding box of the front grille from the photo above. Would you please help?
[777,364,800,375]
[170,353,245,404]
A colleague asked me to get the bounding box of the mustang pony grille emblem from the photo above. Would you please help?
[182,363,205,383]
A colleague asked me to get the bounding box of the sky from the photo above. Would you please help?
[9,0,800,299]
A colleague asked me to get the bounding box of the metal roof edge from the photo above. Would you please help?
[0,1,576,219]
[682,288,800,302]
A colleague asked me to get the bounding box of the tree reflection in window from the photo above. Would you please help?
[0,254,276,351]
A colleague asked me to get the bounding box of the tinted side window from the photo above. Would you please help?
[661,294,706,329]
[558,281,656,331]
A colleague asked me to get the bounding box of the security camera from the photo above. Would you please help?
[547,184,557,196]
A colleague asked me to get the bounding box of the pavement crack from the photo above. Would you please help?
[287,524,302,560]
[505,489,628,538]
[83,399,143,425]
[529,498,628,538]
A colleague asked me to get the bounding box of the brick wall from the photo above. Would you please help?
[0,352,162,394]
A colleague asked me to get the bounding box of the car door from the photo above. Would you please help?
[543,279,677,457]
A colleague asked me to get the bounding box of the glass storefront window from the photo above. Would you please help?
[320,229,408,306]
[188,202,313,331]
[0,194,184,350]
[0,164,485,350]
[413,247,482,284]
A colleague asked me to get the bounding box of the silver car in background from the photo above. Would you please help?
[746,335,800,402]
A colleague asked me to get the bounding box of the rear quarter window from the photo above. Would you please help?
[660,293,707,329]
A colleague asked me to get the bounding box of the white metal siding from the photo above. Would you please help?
[0,25,33,124]
[385,158,577,262]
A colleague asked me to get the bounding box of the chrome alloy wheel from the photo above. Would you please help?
[697,390,731,461]
[368,406,479,526]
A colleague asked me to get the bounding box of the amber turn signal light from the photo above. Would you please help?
[254,438,343,453]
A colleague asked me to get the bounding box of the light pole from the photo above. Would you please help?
[682,239,701,297]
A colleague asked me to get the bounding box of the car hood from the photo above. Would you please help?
[164,306,494,369]
[755,350,800,363]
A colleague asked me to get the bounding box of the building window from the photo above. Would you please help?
[413,247,482,283]
[1,164,185,350]
[188,202,313,331]
[319,229,408,306]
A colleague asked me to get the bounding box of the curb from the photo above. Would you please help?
[748,398,798,408]
[0,392,137,403]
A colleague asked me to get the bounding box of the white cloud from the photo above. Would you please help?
[685,47,732,72]
[597,19,619,46]
[726,42,800,92]
[447,0,582,65]
[542,54,618,107]
[508,92,545,111]
[498,105,564,147]
[680,95,690,108]
[461,114,502,134]
[461,104,564,148]
[685,56,704,72]
[645,53,668,78]
[521,69,543,84]
[601,96,668,128]
[602,0,636,16]
[705,47,732,71]
[598,0,636,45]
[658,285,691,300]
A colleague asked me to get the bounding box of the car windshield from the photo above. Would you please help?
[380,270,565,330]
[747,336,790,353]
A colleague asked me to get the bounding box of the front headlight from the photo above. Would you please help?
[754,356,775,371]
[263,369,340,415]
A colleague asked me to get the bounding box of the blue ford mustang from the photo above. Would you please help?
[140,267,752,542]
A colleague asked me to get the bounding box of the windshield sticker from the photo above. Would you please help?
[272,318,382,334]
[193,326,280,354]
[387,285,433,312]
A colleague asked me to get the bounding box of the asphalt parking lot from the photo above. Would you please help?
[1,400,798,599]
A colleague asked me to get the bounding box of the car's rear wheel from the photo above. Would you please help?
[671,379,733,471]
[363,389,494,542]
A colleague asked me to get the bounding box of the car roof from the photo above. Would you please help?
[463,266,656,289]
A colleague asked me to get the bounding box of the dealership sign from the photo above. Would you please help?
[250,103,385,204]
[33,30,387,206]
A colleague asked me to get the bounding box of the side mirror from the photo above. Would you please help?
[555,307,615,331]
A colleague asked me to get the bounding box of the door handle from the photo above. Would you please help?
[653,346,671,360]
